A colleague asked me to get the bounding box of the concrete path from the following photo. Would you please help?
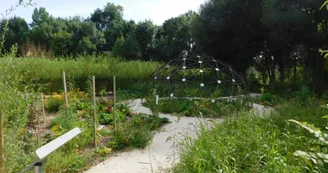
[85,97,268,173]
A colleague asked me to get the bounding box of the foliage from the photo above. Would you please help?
[0,56,39,172]
[145,97,248,118]
[108,113,169,150]
[135,20,157,60]
[0,56,160,92]
[1,0,328,94]
[51,31,72,57]
[295,85,311,105]
[174,98,328,173]
[289,118,328,170]
[261,92,273,103]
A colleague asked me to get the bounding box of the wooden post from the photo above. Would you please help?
[113,75,116,106]
[92,76,97,148]
[41,93,46,125]
[113,75,117,126]
[0,111,3,172]
[156,95,159,105]
[63,71,68,108]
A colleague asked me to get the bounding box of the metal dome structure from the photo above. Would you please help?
[149,51,251,106]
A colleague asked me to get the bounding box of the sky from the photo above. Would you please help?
[0,0,206,25]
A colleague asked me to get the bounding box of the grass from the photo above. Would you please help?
[144,97,250,118]
[0,55,161,92]
[0,55,166,173]
[173,95,327,172]
[41,89,170,172]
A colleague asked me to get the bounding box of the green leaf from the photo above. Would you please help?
[325,53,328,59]
[320,1,328,10]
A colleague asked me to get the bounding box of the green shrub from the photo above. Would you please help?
[261,92,273,103]
[108,122,151,150]
[174,115,314,173]
[108,113,169,150]
[99,112,115,125]
[295,85,311,105]
[174,97,327,173]
[46,97,63,113]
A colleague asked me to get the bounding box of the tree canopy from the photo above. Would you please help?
[1,0,328,91]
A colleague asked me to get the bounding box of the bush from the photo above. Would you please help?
[108,113,170,150]
[174,99,327,172]
[46,97,63,113]
[295,85,311,105]
[261,92,273,103]
[107,122,151,150]
[174,115,314,173]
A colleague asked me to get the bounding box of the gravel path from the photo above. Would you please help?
[85,97,268,173]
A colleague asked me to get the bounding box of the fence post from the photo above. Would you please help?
[34,161,45,173]
[41,93,46,125]
[113,75,116,106]
[0,111,3,172]
[92,76,97,148]
[63,71,68,108]
[113,75,117,126]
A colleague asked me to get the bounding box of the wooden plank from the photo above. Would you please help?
[36,127,81,160]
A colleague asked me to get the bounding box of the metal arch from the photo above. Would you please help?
[146,53,251,107]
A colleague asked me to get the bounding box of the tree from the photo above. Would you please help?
[157,11,195,61]
[90,3,125,51]
[112,32,139,59]
[65,19,104,55]
[192,0,264,75]
[76,36,97,55]
[0,17,29,54]
[28,8,57,49]
[90,3,123,31]
[51,31,72,56]
[30,7,50,28]
[135,20,156,60]
[260,0,314,83]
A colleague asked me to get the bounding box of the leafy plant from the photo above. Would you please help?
[288,104,328,171]
[46,97,63,113]
[261,92,273,103]
[295,85,310,105]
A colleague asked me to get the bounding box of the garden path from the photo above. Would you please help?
[85,97,269,173]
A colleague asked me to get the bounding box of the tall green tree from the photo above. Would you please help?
[0,17,29,53]
[192,0,264,75]
[135,20,156,60]
[157,11,195,61]
[90,3,124,51]
[90,3,123,31]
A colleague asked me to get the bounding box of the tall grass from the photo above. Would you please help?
[174,98,326,173]
[0,56,39,172]
[4,56,160,80]
[0,55,161,92]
